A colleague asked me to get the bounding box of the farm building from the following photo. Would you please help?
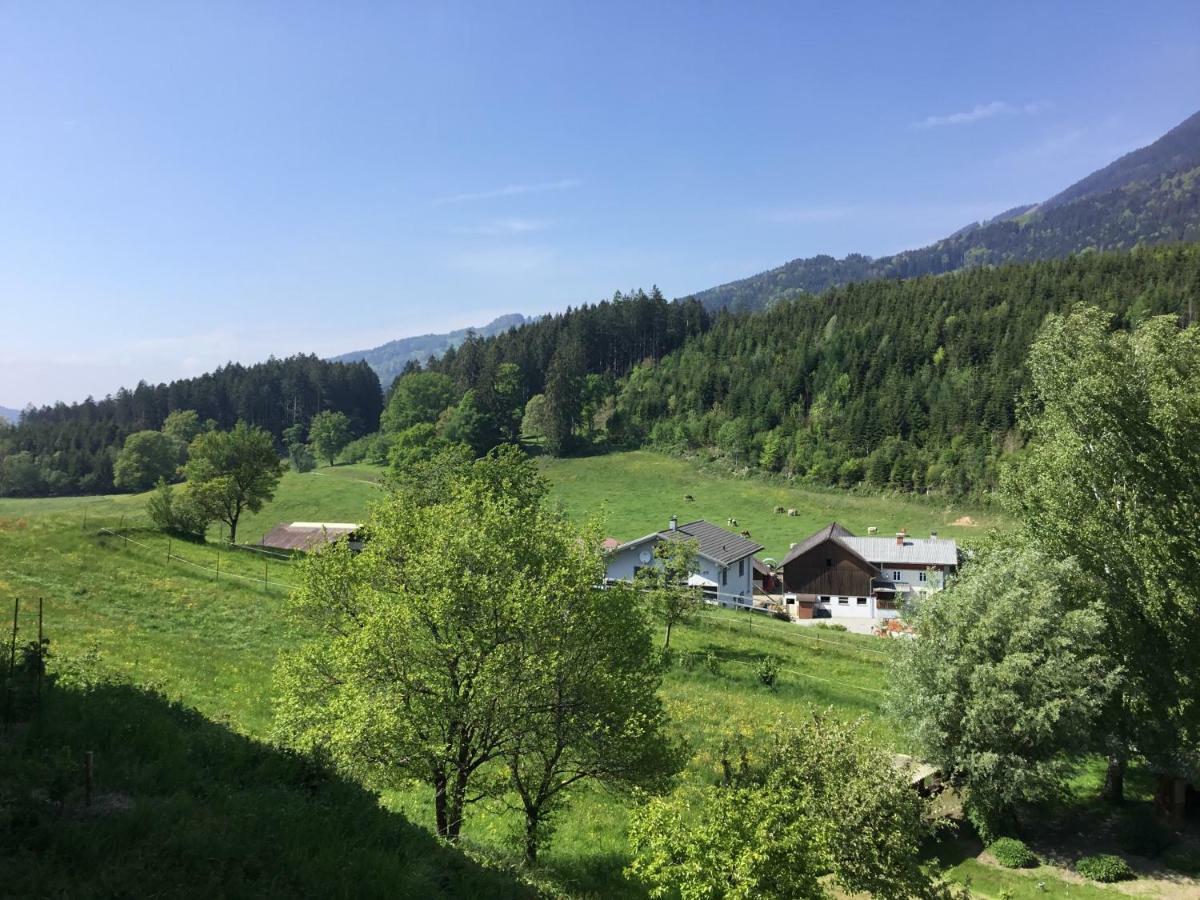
[259,522,364,553]
[604,516,763,606]
[779,522,957,619]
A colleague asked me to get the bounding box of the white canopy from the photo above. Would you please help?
[686,573,718,588]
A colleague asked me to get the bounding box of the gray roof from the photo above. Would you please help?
[614,519,764,567]
[781,522,957,568]
[261,522,361,552]
[842,536,958,567]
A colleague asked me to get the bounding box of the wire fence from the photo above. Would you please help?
[95,527,300,593]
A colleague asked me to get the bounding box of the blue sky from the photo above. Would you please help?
[2,1,1198,407]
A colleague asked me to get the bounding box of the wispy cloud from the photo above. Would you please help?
[450,217,553,236]
[432,178,581,205]
[914,100,1050,129]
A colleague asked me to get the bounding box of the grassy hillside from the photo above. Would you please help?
[541,451,1005,559]
[4,455,1191,898]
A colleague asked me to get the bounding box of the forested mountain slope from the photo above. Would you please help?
[613,245,1200,495]
[0,356,381,495]
[333,312,527,390]
[690,109,1200,313]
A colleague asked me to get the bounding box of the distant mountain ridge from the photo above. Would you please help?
[689,109,1200,312]
[332,313,527,390]
[0,406,21,424]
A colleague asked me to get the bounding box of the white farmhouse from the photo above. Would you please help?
[604,517,764,607]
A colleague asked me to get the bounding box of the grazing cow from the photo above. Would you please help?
[787,508,798,517]
[727,517,738,527]
[773,505,785,514]
[684,494,694,502]
[867,526,878,535]
[740,529,752,539]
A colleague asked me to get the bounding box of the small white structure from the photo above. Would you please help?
[604,517,764,607]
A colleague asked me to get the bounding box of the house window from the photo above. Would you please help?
[819,595,831,604]
[856,597,867,606]
[738,559,744,577]
[919,571,928,582]
[891,570,901,581]
[722,567,728,586]
[837,597,849,605]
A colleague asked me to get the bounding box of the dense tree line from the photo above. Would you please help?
[368,288,708,463]
[0,355,381,496]
[613,246,1200,496]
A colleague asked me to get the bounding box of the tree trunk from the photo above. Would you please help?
[523,809,540,866]
[1102,754,1126,804]
[228,513,239,545]
[433,772,449,838]
[663,620,673,651]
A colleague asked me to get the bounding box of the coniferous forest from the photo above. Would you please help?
[4,247,1200,499]
[0,356,380,495]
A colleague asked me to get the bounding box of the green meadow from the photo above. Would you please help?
[7,451,1182,899]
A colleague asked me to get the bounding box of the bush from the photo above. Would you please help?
[1162,845,1200,875]
[703,651,721,676]
[1076,854,1134,882]
[146,479,213,537]
[677,650,698,671]
[756,655,780,688]
[1116,812,1174,858]
[988,837,1037,869]
[813,622,847,632]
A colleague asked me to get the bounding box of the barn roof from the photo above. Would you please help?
[260,522,361,552]
[782,522,958,568]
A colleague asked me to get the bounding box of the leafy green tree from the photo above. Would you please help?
[146,478,215,536]
[507,576,681,864]
[627,716,938,900]
[521,394,549,442]
[385,423,456,477]
[890,542,1116,838]
[162,409,203,464]
[1003,307,1200,800]
[635,538,701,650]
[183,422,285,543]
[282,423,315,473]
[0,451,45,496]
[439,389,499,456]
[308,410,352,467]
[381,371,459,433]
[276,447,632,843]
[113,430,180,491]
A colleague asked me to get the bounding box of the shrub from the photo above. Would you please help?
[146,479,213,537]
[1162,845,1200,875]
[756,655,780,688]
[703,651,721,676]
[1116,812,1174,858]
[677,650,698,671]
[1076,854,1134,882]
[988,837,1037,868]
[813,622,847,632]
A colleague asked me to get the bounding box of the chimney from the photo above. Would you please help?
[669,515,678,532]
[895,530,906,546]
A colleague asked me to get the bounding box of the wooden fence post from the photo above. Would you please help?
[167,537,172,564]
[215,544,220,582]
[120,514,127,548]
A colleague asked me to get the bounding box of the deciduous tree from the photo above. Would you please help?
[113,430,180,491]
[308,410,352,467]
[890,542,1116,837]
[635,538,701,650]
[627,716,939,900]
[183,422,285,543]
